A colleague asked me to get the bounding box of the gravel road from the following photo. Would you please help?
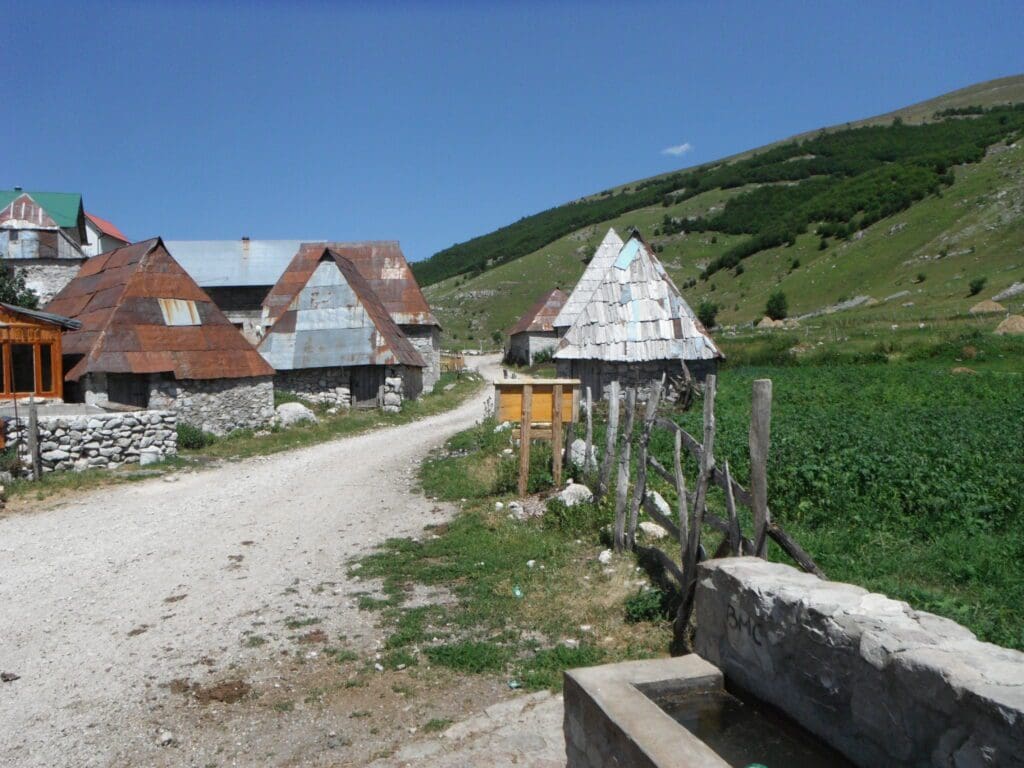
[0,356,503,767]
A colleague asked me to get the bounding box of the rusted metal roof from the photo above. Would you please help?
[45,238,275,382]
[553,227,624,330]
[555,233,723,363]
[165,239,438,327]
[509,288,568,336]
[258,247,425,370]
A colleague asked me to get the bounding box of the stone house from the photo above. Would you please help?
[0,189,89,303]
[552,227,624,338]
[44,237,276,435]
[164,239,442,391]
[505,288,568,366]
[554,232,723,399]
[258,247,425,410]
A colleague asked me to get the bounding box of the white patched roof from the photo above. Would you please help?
[555,235,723,363]
[552,227,624,330]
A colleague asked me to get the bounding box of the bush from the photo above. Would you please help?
[177,422,217,450]
[543,498,608,535]
[765,290,788,320]
[624,587,670,623]
[968,276,987,296]
[697,300,719,329]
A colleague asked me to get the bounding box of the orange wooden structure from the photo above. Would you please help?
[494,378,580,494]
[0,303,79,401]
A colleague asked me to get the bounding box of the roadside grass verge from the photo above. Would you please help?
[6,371,483,501]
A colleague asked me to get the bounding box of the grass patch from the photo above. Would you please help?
[514,644,605,691]
[425,641,512,674]
[284,616,321,630]
[422,717,453,733]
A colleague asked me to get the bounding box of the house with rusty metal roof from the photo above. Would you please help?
[44,238,276,435]
[552,227,624,336]
[505,288,568,366]
[554,232,723,399]
[258,247,426,410]
[164,239,442,391]
[0,188,89,304]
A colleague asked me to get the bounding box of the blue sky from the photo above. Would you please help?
[5,0,1022,262]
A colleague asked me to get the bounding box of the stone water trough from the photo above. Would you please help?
[565,558,1024,767]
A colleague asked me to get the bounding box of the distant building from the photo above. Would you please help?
[45,238,276,435]
[552,227,624,337]
[165,239,442,391]
[554,232,723,399]
[0,189,88,303]
[506,288,568,366]
[258,247,426,410]
[83,212,129,256]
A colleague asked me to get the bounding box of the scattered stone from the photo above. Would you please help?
[526,560,536,569]
[556,483,593,508]
[494,501,504,511]
[994,315,1024,335]
[275,402,317,427]
[157,730,175,747]
[638,521,669,540]
[569,438,598,471]
[1,672,19,683]
[993,281,1024,302]
[493,421,512,433]
[598,549,613,565]
[508,501,526,521]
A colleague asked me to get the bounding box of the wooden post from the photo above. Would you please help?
[27,396,40,481]
[723,461,741,556]
[518,384,533,496]
[584,386,594,474]
[627,379,663,549]
[749,379,773,558]
[673,430,687,566]
[552,383,564,487]
[563,385,576,472]
[596,381,619,500]
[613,387,637,552]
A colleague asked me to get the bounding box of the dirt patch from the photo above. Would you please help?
[194,679,252,705]
[297,629,328,644]
[163,594,187,603]
[127,625,148,637]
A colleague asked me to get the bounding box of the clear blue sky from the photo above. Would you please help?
[5,1,1022,262]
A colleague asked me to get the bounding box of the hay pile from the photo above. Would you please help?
[969,299,1006,315]
[757,316,784,329]
[994,315,1024,335]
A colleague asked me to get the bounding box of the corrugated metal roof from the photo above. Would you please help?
[258,248,425,370]
[0,190,82,229]
[164,239,438,327]
[555,234,723,364]
[509,288,568,336]
[552,228,624,330]
[44,238,275,382]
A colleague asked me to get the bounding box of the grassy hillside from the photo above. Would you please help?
[423,76,1024,348]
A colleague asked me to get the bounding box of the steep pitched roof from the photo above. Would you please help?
[258,248,425,371]
[45,238,274,382]
[553,228,625,330]
[85,212,129,243]
[509,288,568,335]
[164,239,438,327]
[0,303,81,330]
[0,190,83,229]
[555,234,723,363]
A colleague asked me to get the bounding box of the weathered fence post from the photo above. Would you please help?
[749,379,772,558]
[673,430,687,566]
[627,378,664,549]
[27,396,41,481]
[596,381,619,500]
[584,386,594,473]
[552,383,564,487]
[518,383,533,496]
[613,387,637,552]
[723,460,741,556]
[564,385,577,473]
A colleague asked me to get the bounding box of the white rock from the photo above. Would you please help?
[508,501,527,521]
[276,402,318,427]
[598,549,613,565]
[557,483,593,508]
[157,730,175,747]
[569,438,597,471]
[638,521,669,541]
[494,502,504,511]
[493,421,512,433]
[139,448,162,467]
[526,560,536,569]
[562,638,580,649]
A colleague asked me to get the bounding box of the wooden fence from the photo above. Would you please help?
[580,374,824,649]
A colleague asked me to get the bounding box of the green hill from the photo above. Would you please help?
[420,76,1024,347]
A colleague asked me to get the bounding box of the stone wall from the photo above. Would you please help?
[15,259,86,305]
[4,410,177,474]
[555,357,717,401]
[402,324,440,393]
[695,558,1024,768]
[149,375,275,436]
[276,368,352,407]
[507,331,558,366]
[382,372,404,413]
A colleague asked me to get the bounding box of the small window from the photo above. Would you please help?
[158,298,201,326]
[9,230,18,242]
[11,344,35,392]
[39,344,53,393]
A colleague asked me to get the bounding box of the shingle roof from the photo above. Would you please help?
[165,239,438,327]
[554,234,723,363]
[553,228,624,330]
[258,247,425,370]
[85,212,129,243]
[0,190,83,229]
[509,288,568,335]
[45,238,274,382]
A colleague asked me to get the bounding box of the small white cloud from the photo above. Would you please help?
[661,142,693,157]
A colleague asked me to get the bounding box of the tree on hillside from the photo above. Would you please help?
[0,263,39,309]
[765,290,788,320]
[697,300,719,329]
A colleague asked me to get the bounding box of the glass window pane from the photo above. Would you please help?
[39,344,53,393]
[11,344,35,392]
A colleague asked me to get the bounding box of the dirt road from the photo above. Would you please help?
[0,356,546,767]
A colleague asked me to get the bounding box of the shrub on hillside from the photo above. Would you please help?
[765,290,788,320]
[968,276,987,296]
[697,300,719,329]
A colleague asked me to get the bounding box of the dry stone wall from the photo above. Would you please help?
[402,325,440,394]
[275,368,352,407]
[695,558,1024,768]
[4,411,177,474]
[149,376,274,436]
